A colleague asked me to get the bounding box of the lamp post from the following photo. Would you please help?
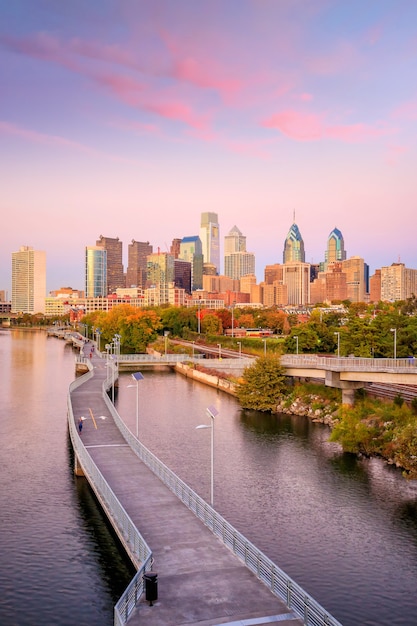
[192,341,195,359]
[217,343,221,359]
[390,328,397,359]
[128,372,144,438]
[237,341,241,358]
[164,331,169,357]
[262,338,267,356]
[334,331,340,357]
[231,302,236,338]
[95,327,101,352]
[196,405,219,507]
[294,335,299,355]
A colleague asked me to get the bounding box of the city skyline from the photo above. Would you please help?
[1,1,417,293]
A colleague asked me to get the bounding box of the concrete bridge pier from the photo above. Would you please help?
[325,371,364,406]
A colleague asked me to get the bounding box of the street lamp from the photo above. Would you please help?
[262,338,267,356]
[294,335,299,354]
[128,372,144,438]
[334,331,340,357]
[95,327,101,352]
[197,299,201,334]
[164,331,169,357]
[217,343,221,359]
[237,341,241,358]
[390,328,397,359]
[196,405,219,507]
[231,302,236,338]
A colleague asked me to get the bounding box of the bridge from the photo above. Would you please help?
[66,341,342,626]
[54,329,417,405]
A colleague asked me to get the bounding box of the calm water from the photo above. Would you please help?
[0,330,134,626]
[2,330,417,625]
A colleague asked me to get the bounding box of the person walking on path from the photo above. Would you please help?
[78,417,83,433]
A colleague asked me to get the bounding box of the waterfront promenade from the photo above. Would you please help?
[71,347,302,626]
[69,344,308,626]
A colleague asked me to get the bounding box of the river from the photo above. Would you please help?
[1,329,417,625]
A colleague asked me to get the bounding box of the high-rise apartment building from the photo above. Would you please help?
[380,263,417,302]
[179,236,203,291]
[174,259,192,293]
[283,222,305,263]
[200,212,220,273]
[96,235,124,294]
[11,246,46,314]
[85,246,107,297]
[126,240,153,288]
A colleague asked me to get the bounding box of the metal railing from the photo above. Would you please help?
[282,354,417,373]
[67,363,153,626]
[102,383,343,626]
[68,354,343,626]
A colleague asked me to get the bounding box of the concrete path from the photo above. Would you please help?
[70,343,303,626]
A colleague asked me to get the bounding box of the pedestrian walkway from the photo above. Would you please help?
[69,343,337,626]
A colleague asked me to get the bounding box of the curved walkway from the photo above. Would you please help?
[69,343,336,626]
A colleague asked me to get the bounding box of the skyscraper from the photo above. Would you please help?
[283,222,305,263]
[324,228,346,269]
[96,235,124,294]
[200,212,220,273]
[179,236,203,290]
[11,246,46,314]
[224,225,246,256]
[126,240,153,288]
[85,246,107,297]
[224,225,255,279]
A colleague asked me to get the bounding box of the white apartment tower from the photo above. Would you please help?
[11,246,46,314]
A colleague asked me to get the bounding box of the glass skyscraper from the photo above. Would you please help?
[200,212,220,273]
[85,246,107,297]
[283,222,305,263]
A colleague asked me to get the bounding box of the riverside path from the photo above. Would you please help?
[68,342,341,626]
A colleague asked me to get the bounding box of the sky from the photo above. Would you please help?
[1,0,417,295]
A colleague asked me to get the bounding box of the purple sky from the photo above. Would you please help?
[1,1,417,294]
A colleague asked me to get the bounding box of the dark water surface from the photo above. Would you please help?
[115,369,417,626]
[0,330,134,626]
[2,330,417,626]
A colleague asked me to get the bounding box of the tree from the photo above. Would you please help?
[235,355,288,412]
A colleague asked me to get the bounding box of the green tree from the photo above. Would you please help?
[235,355,288,412]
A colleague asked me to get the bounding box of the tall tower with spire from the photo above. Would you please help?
[283,214,305,263]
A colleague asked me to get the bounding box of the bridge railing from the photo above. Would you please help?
[67,365,153,626]
[282,354,417,372]
[102,377,343,626]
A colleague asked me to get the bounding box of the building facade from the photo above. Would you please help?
[200,212,220,273]
[179,236,203,291]
[85,246,107,298]
[96,235,124,294]
[126,240,153,288]
[283,222,305,263]
[11,246,46,314]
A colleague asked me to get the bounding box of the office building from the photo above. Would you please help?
[224,225,255,280]
[96,235,124,294]
[174,259,192,293]
[324,227,346,269]
[200,212,220,273]
[146,252,175,303]
[85,246,107,298]
[282,262,310,305]
[179,236,204,290]
[11,246,46,314]
[283,222,305,263]
[342,256,366,303]
[126,240,153,288]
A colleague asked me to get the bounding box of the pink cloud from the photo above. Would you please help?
[263,109,390,142]
[263,110,324,140]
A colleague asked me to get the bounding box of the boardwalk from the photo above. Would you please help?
[68,344,339,626]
